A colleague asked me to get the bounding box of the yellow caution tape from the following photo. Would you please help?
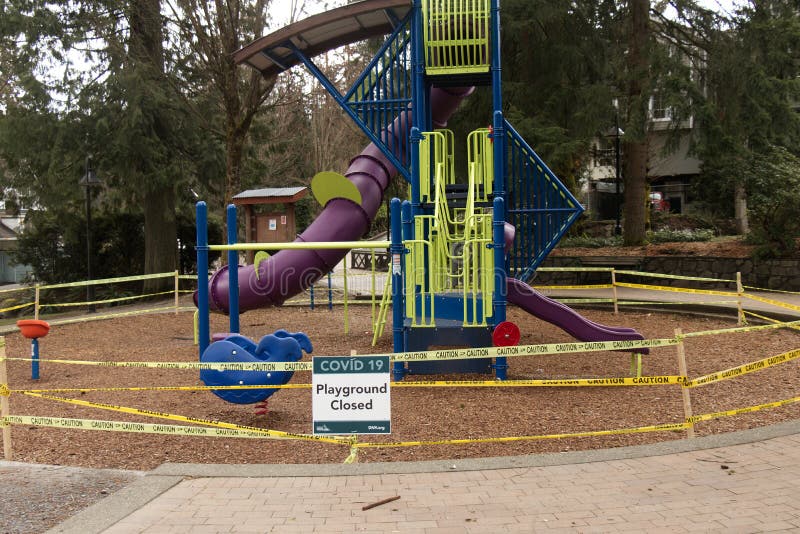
[534,267,614,272]
[532,285,613,290]
[5,337,676,372]
[21,392,348,444]
[687,395,800,423]
[614,270,734,283]
[13,383,312,394]
[3,357,314,372]
[615,282,737,297]
[744,293,800,313]
[0,286,32,295]
[352,422,691,449]
[742,286,800,296]
[9,376,684,396]
[1,415,324,440]
[46,306,195,326]
[682,319,800,338]
[744,311,800,330]
[393,376,686,387]
[41,291,173,308]
[685,348,800,388]
[0,301,34,313]
[39,272,176,290]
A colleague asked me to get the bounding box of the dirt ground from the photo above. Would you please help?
[2,302,799,471]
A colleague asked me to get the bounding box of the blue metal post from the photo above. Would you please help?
[410,126,423,216]
[328,272,333,311]
[196,202,210,358]
[226,204,240,334]
[310,284,315,310]
[493,196,508,380]
[31,338,39,380]
[390,198,405,381]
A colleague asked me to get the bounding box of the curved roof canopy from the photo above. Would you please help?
[234,0,412,79]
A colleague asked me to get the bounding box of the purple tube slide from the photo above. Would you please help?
[202,86,474,313]
[506,277,649,354]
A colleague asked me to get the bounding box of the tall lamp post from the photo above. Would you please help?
[613,112,624,236]
[79,155,102,313]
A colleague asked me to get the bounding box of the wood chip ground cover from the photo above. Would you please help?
[3,305,799,470]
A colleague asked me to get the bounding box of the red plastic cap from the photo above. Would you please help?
[492,321,520,347]
[17,319,51,339]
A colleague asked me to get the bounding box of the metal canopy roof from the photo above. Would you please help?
[234,0,412,78]
[232,187,308,205]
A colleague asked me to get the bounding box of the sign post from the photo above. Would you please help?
[312,355,391,435]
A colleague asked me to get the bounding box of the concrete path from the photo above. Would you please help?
[48,420,800,533]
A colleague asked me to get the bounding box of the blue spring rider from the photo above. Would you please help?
[200,330,312,404]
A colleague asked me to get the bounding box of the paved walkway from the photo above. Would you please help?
[47,420,800,533]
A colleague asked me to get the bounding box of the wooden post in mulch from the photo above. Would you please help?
[174,270,180,315]
[612,269,619,314]
[674,328,695,439]
[0,337,12,460]
[736,272,746,326]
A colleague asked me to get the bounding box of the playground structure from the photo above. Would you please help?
[195,0,649,385]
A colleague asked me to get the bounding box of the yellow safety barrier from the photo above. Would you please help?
[351,422,691,449]
[39,272,176,290]
[743,293,800,314]
[41,290,174,308]
[533,284,613,290]
[687,395,800,423]
[0,302,34,314]
[614,270,735,283]
[685,348,800,388]
[21,391,348,445]
[614,282,737,298]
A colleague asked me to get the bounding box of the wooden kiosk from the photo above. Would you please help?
[232,187,308,263]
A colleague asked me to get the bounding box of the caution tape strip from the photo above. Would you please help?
[393,376,686,387]
[687,395,800,423]
[351,422,692,449]
[39,272,176,290]
[743,293,800,313]
[7,395,800,449]
[615,282,738,297]
[8,376,686,395]
[742,286,800,296]
[685,348,800,388]
[20,392,348,445]
[681,319,800,338]
[536,267,614,272]
[1,415,290,439]
[46,306,195,326]
[532,285,613,290]
[41,291,174,308]
[614,270,735,283]
[0,301,34,313]
[745,311,800,330]
[2,337,675,372]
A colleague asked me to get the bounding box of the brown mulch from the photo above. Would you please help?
[2,304,799,471]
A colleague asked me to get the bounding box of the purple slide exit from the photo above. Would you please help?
[202,86,474,313]
[506,277,649,354]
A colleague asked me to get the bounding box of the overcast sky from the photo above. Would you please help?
[269,0,745,26]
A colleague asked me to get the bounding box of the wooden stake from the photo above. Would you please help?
[736,272,745,325]
[362,495,400,511]
[612,269,619,314]
[674,328,694,439]
[174,270,180,315]
[34,284,40,320]
[0,337,12,460]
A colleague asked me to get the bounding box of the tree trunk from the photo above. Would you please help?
[144,186,177,292]
[128,0,177,290]
[734,181,749,235]
[622,0,650,246]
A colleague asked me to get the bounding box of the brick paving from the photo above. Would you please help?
[56,430,800,533]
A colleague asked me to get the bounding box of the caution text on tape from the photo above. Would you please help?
[686,349,800,388]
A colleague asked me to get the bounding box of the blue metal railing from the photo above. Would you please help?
[505,120,584,282]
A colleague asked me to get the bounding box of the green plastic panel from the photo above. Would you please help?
[422,0,491,75]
